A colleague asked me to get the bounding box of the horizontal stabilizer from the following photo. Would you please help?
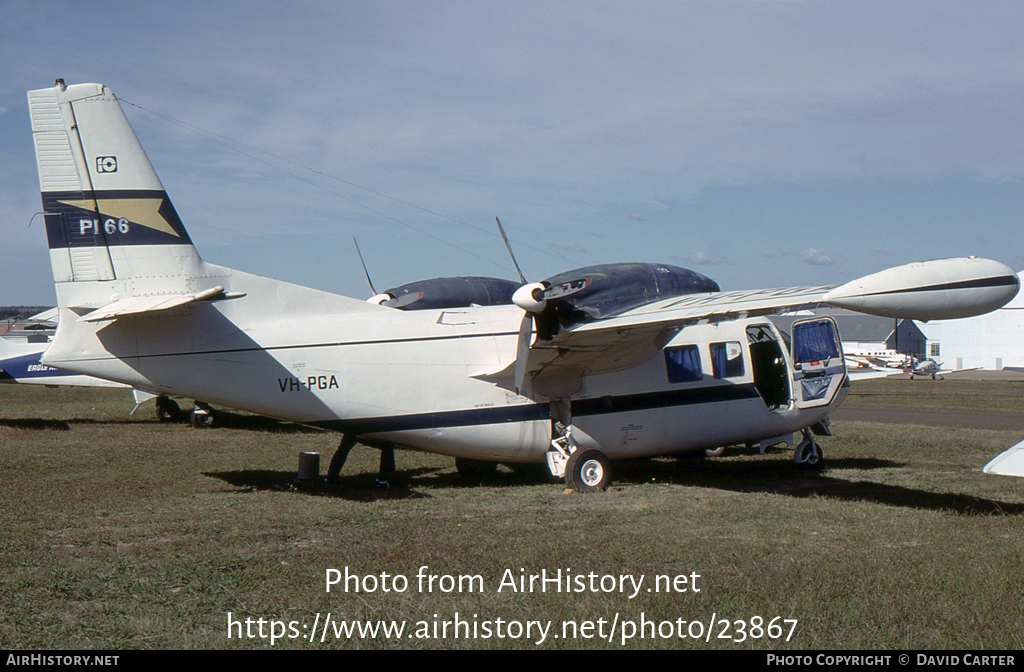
[983,440,1024,478]
[79,286,245,323]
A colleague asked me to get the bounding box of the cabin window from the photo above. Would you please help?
[664,345,703,384]
[792,321,840,364]
[710,341,744,378]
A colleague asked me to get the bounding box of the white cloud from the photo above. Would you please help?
[801,248,834,266]
[675,252,728,266]
[2,1,1023,300]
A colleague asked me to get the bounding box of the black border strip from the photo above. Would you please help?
[865,275,1018,296]
[310,383,763,434]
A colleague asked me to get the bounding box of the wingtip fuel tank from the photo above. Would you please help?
[823,257,1019,320]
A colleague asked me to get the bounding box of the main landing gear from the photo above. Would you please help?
[565,449,611,492]
[155,395,181,422]
[326,434,396,487]
[547,401,612,492]
[793,430,824,469]
[154,396,218,429]
[190,401,216,428]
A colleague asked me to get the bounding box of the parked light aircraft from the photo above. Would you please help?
[1,311,217,424]
[23,80,1022,491]
[844,347,910,373]
[903,357,978,380]
[1,331,126,389]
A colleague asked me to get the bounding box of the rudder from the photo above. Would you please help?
[28,80,201,308]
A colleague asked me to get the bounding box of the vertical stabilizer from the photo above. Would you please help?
[28,80,206,310]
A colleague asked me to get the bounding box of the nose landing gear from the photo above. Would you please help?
[793,431,824,469]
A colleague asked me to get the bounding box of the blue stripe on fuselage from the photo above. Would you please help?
[0,352,70,381]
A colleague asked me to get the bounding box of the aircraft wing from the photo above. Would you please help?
[569,285,836,332]
[940,366,982,375]
[516,285,835,397]
[509,257,1019,397]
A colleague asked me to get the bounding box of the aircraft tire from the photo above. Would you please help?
[155,396,181,422]
[566,449,611,492]
[190,408,215,429]
[794,438,824,470]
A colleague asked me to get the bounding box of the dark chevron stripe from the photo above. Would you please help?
[40,189,191,249]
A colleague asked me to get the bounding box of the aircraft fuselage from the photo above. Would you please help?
[44,257,844,462]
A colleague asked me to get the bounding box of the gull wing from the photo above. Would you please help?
[510,256,1019,397]
[517,285,834,398]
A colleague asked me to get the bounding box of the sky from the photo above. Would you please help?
[1,0,1023,305]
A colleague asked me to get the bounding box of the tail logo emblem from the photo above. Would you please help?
[96,156,118,173]
[57,196,180,238]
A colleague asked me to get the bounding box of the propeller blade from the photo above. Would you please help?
[514,312,534,394]
[496,217,527,285]
[352,237,377,296]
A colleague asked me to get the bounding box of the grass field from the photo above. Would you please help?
[846,376,1024,414]
[1,381,1022,650]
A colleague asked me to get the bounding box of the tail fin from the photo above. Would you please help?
[28,80,202,310]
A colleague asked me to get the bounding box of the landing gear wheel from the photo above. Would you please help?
[565,449,611,492]
[155,396,181,422]
[455,458,499,478]
[190,403,215,429]
[794,436,824,470]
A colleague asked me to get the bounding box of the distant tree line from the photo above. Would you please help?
[0,306,54,322]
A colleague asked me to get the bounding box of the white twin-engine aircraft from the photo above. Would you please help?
[26,81,1020,491]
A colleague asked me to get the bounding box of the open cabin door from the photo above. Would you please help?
[791,317,846,409]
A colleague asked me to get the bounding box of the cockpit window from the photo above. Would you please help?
[792,321,840,364]
[664,345,703,384]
